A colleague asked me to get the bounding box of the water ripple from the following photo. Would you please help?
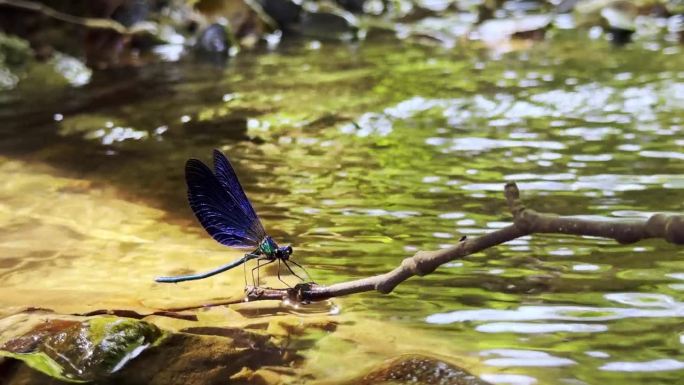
[430,137,566,152]
[426,293,684,324]
[475,322,607,334]
[480,349,576,368]
[600,359,684,372]
[481,373,538,385]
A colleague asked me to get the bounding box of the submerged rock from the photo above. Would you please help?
[0,313,163,382]
[297,3,360,41]
[0,310,339,385]
[195,23,233,62]
[299,12,359,41]
[111,0,150,28]
[257,0,359,39]
[355,354,490,385]
[601,1,637,45]
[257,0,303,31]
[336,0,366,13]
[197,24,232,54]
[110,330,289,385]
[194,0,276,49]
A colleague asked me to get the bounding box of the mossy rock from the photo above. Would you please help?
[0,315,164,382]
[0,311,310,385]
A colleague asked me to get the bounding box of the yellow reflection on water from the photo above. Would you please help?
[0,156,299,316]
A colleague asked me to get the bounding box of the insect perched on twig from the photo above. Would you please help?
[155,149,308,287]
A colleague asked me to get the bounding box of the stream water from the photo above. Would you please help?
[1,29,684,384]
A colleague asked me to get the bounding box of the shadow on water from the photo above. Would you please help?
[0,61,256,215]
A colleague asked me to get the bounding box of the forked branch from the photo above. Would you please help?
[245,182,684,303]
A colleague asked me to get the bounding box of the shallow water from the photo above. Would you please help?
[2,30,684,384]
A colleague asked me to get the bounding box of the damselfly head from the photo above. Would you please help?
[276,245,293,260]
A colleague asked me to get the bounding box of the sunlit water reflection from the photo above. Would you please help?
[1,31,684,384]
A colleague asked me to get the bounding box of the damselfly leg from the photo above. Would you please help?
[286,259,313,282]
[243,257,247,286]
[282,260,305,282]
[251,258,275,287]
[249,257,263,287]
[246,254,312,289]
[276,260,290,288]
[242,253,261,286]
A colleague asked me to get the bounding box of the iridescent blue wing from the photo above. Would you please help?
[212,150,267,240]
[186,157,266,248]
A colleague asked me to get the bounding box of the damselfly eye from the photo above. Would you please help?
[285,246,293,255]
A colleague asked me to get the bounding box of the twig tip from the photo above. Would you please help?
[504,182,519,199]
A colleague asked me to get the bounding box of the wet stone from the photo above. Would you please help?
[1,319,81,353]
[0,316,163,382]
[195,23,232,62]
[111,0,150,27]
[257,0,303,31]
[335,0,366,13]
[298,8,359,41]
[108,331,294,385]
[0,312,307,385]
[356,354,490,385]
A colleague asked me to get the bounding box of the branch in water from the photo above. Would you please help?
[244,182,684,303]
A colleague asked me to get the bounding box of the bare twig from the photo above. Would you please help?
[503,183,684,244]
[0,0,156,35]
[242,182,684,303]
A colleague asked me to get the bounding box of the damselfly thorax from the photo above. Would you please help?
[257,236,293,260]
